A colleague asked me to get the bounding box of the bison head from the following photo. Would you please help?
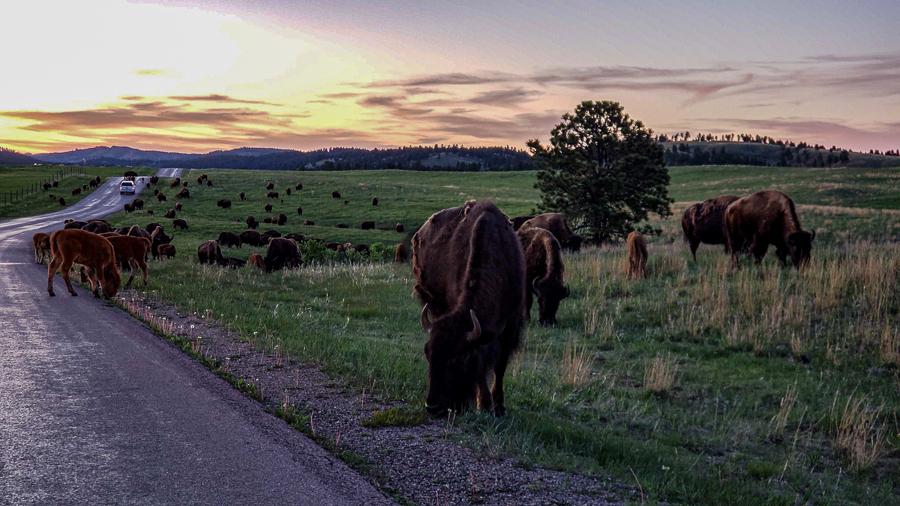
[787,230,815,268]
[421,306,489,417]
[533,278,569,326]
[101,263,121,299]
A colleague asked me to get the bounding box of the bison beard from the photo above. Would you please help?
[412,200,525,418]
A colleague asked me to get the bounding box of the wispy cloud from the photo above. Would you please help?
[135,68,168,76]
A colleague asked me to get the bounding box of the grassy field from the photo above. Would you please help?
[104,165,898,505]
[0,166,127,218]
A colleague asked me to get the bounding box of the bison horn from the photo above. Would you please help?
[420,304,433,331]
[465,310,482,343]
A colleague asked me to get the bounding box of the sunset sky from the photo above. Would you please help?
[3,0,900,154]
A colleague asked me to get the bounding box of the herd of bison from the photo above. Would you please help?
[36,174,815,417]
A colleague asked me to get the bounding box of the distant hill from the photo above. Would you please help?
[33,145,534,171]
[0,147,38,165]
[663,142,900,169]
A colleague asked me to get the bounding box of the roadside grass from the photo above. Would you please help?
[104,166,898,505]
[0,166,127,218]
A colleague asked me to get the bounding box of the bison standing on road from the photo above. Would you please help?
[264,237,301,272]
[412,200,525,417]
[725,190,815,269]
[517,227,569,325]
[197,240,225,266]
[32,233,51,264]
[47,229,120,298]
[625,231,648,279]
[518,213,582,252]
[681,195,739,261]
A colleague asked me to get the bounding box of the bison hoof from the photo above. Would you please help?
[69,291,78,297]
[493,405,507,417]
[48,291,55,297]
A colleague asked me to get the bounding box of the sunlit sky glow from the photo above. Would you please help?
[3,0,900,154]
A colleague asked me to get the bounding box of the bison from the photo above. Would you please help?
[126,225,151,240]
[239,192,246,201]
[71,188,82,196]
[262,229,281,239]
[47,229,120,298]
[264,203,273,213]
[394,243,408,263]
[246,216,259,229]
[303,220,315,226]
[175,202,183,212]
[218,231,242,248]
[286,188,292,196]
[395,223,405,233]
[263,217,273,224]
[197,176,204,185]
[64,220,87,229]
[149,175,159,185]
[164,209,177,219]
[206,179,213,187]
[58,197,66,207]
[150,227,173,260]
[264,237,301,272]
[625,231,648,279]
[372,197,379,206]
[412,200,525,417]
[223,257,246,269]
[146,222,162,234]
[266,181,275,190]
[217,199,232,209]
[170,177,181,188]
[681,195,740,261]
[240,230,268,247]
[176,187,190,199]
[157,243,176,259]
[267,191,279,199]
[725,190,815,269]
[510,215,535,231]
[517,227,569,325]
[123,203,134,213]
[32,232,51,264]
[172,219,188,230]
[518,213,582,252]
[83,220,112,234]
[332,191,341,199]
[157,193,167,202]
[197,240,225,266]
[284,233,305,243]
[361,221,375,230]
[295,183,303,191]
[132,198,144,210]
[297,206,303,216]
[106,235,152,288]
[248,253,266,270]
[277,213,288,226]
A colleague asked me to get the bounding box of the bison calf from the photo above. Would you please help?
[157,243,176,259]
[47,229,120,298]
[625,231,648,279]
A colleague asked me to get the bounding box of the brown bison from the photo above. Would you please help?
[246,216,259,229]
[83,220,113,234]
[412,200,525,417]
[164,209,177,219]
[132,198,144,210]
[149,175,159,185]
[240,230,268,247]
[266,181,275,190]
[126,225,151,240]
[197,240,224,266]
[297,206,303,216]
[64,220,87,229]
[264,237,301,272]
[239,191,246,201]
[150,227,173,260]
[295,182,303,190]
[336,223,348,229]
[395,223,405,233]
[262,229,281,240]
[175,202,183,211]
[177,187,190,199]
[217,199,232,209]
[725,190,815,269]
[519,213,582,251]
[517,227,569,325]
[248,253,266,270]
[284,233,305,243]
[206,179,213,187]
[173,219,188,230]
[276,213,288,226]
[170,177,181,188]
[394,243,408,263]
[264,203,273,213]
[267,191,279,199]
[286,188,292,196]
[122,203,133,215]
[372,197,379,206]
[681,195,740,261]
[71,188,82,196]
[625,231,648,279]
[510,215,535,230]
[58,197,66,206]
[303,220,315,226]
[157,193,167,202]
[332,191,341,199]
[145,222,162,234]
[157,243,176,259]
[47,229,120,298]
[106,235,151,288]
[360,221,375,230]
[32,232,51,264]
[218,231,242,248]
[223,257,246,269]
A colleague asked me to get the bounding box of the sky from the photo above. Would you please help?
[2,0,900,154]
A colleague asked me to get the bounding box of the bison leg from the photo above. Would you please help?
[47,254,63,296]
[775,246,789,267]
[123,259,137,289]
[689,239,699,262]
[137,258,149,286]
[60,259,78,296]
[476,375,493,412]
[523,288,533,321]
[751,240,769,266]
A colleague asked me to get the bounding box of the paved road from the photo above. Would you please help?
[0,170,390,505]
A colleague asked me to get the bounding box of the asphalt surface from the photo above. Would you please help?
[0,170,391,505]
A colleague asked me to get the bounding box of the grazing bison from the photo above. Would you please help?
[360,221,375,230]
[206,180,213,187]
[336,223,348,229]
[295,183,303,190]
[175,202,183,211]
[353,244,371,255]
[284,233,305,243]
[266,182,275,190]
[264,203,273,213]
[164,209,177,219]
[372,197,379,206]
[517,227,569,325]
[296,206,303,216]
[47,229,120,298]
[725,190,815,269]
[64,220,87,229]
[157,243,176,259]
[126,225,151,240]
[197,240,225,266]
[681,195,740,261]
[277,213,288,226]
[267,191,279,199]
[42,182,52,191]
[149,176,159,185]
[239,192,246,201]
[264,237,301,272]
[286,188,292,196]
[262,229,281,239]
[218,231,242,248]
[152,189,159,196]
[395,223,405,233]
[246,216,259,229]
[83,220,112,234]
[177,187,190,199]
[240,230,268,247]
[106,235,152,288]
[510,215,535,231]
[394,243,408,263]
[123,203,134,213]
[32,232,51,264]
[52,180,59,188]
[412,200,525,417]
[132,198,144,210]
[217,199,232,209]
[519,213,582,252]
[170,177,181,188]
[172,219,188,230]
[146,222,162,234]
[248,253,266,270]
[197,176,204,185]
[71,188,82,196]
[332,191,341,199]
[625,231,648,279]
[157,193,167,202]
[150,228,173,260]
[224,257,246,269]
[303,220,315,226]
[58,197,66,206]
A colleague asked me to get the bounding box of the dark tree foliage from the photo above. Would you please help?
[528,101,672,244]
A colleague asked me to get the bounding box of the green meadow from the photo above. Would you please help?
[0,166,126,218]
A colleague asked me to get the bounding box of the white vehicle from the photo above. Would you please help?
[119,180,136,195]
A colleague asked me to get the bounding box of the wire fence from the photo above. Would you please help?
[0,166,87,205]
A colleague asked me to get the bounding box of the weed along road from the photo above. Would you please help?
[0,169,390,505]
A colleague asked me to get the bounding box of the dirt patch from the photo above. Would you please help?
[117,292,629,505]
